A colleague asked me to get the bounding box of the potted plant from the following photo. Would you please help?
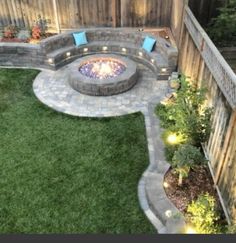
[3,25,19,39]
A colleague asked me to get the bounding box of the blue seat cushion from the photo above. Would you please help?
[73,32,88,46]
[142,36,156,52]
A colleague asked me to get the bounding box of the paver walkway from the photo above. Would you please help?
[33,57,186,233]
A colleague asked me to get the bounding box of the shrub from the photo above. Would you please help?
[207,0,236,47]
[3,25,19,38]
[164,145,179,162]
[155,103,175,129]
[187,193,221,234]
[171,144,206,186]
[227,224,236,234]
[161,129,186,162]
[156,76,212,147]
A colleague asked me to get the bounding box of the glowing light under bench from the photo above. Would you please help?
[139,52,143,57]
[48,58,53,64]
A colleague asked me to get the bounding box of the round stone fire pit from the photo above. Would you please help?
[68,54,138,96]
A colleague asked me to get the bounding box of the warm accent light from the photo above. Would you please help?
[163,182,169,188]
[167,134,178,144]
[151,59,155,63]
[66,52,71,57]
[122,48,127,52]
[102,46,108,51]
[165,35,169,39]
[165,210,172,218]
[83,48,88,52]
[186,226,197,234]
[161,68,167,72]
[48,58,53,64]
[139,52,143,57]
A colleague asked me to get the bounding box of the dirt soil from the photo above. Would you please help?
[164,166,221,213]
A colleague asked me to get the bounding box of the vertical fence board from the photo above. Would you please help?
[218,120,236,219]
[0,0,176,30]
[170,0,186,48]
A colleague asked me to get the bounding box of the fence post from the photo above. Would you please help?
[176,0,189,49]
[111,0,117,27]
[53,0,61,33]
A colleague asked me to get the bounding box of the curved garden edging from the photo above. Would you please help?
[138,100,186,234]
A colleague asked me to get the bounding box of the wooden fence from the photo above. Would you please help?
[0,0,173,31]
[178,6,236,223]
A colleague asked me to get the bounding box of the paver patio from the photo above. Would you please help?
[33,60,169,117]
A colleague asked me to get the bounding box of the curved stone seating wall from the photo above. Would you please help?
[40,28,178,79]
[0,28,178,79]
[0,43,47,68]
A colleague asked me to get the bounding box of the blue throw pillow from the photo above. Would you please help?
[73,32,88,46]
[142,36,156,53]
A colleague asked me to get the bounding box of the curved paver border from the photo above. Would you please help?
[138,103,186,233]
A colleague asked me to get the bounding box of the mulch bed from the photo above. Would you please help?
[164,166,221,213]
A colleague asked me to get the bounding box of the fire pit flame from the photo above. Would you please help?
[79,58,126,80]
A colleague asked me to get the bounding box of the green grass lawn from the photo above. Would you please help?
[0,69,155,233]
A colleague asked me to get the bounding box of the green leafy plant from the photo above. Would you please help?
[171,144,206,186]
[155,103,175,129]
[3,25,19,38]
[227,224,236,233]
[207,0,236,47]
[187,193,221,234]
[156,76,212,147]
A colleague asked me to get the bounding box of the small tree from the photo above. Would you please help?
[171,144,206,186]
[187,193,221,234]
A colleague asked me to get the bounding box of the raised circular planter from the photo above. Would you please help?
[68,54,138,96]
